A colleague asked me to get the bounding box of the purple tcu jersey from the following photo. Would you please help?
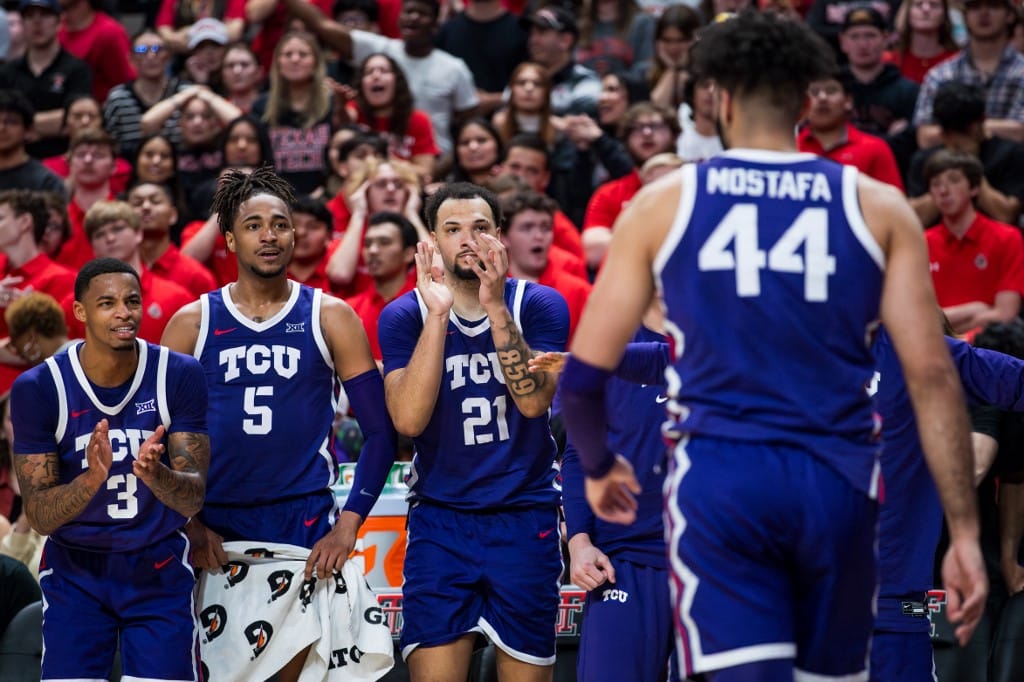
[379,278,568,509]
[195,282,338,505]
[563,326,668,567]
[11,340,208,552]
[656,151,884,495]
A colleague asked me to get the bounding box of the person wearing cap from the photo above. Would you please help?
[798,68,905,191]
[0,0,91,160]
[838,5,919,139]
[57,0,135,103]
[283,0,479,157]
[155,0,243,56]
[182,18,228,87]
[526,5,602,118]
[913,0,1024,148]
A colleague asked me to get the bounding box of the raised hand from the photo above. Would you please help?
[415,241,453,317]
[84,418,113,487]
[468,233,508,310]
[528,351,568,376]
[132,424,168,485]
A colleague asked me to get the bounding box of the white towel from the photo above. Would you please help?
[196,541,394,681]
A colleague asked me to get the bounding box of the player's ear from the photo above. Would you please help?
[225,230,236,253]
[73,300,87,324]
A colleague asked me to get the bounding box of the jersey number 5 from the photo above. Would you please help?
[698,204,836,301]
[243,386,273,435]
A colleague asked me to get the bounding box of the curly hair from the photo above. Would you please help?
[354,53,416,141]
[211,165,296,236]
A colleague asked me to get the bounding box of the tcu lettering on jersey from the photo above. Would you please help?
[219,344,301,382]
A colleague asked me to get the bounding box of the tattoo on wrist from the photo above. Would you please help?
[495,320,545,396]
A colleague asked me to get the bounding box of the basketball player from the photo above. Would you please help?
[559,11,986,681]
[11,257,210,681]
[377,182,569,681]
[160,166,397,681]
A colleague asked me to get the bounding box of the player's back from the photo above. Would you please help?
[656,150,884,493]
[195,282,339,505]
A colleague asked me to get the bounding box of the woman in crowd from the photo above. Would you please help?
[575,0,655,79]
[446,118,504,185]
[885,0,959,83]
[647,5,701,111]
[219,42,265,114]
[348,53,438,180]
[253,30,335,195]
[493,61,563,147]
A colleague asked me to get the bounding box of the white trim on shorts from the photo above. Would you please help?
[794,669,868,681]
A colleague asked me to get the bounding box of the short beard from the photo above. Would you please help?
[452,264,479,281]
[248,263,287,279]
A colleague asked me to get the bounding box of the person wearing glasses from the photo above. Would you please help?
[57,0,135,103]
[581,101,680,272]
[103,29,191,162]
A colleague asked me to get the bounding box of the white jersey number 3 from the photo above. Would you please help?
[697,204,836,301]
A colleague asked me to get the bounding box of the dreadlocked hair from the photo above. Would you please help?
[211,165,297,236]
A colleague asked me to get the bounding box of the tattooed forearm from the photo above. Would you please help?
[14,453,102,536]
[495,317,545,396]
[144,432,209,518]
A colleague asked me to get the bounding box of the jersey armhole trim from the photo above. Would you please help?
[194,292,211,360]
[843,165,886,270]
[157,345,171,428]
[653,163,698,290]
[311,288,334,369]
[44,356,68,443]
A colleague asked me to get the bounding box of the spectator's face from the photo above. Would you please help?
[361,55,397,109]
[510,65,546,114]
[66,98,102,138]
[90,219,142,262]
[399,0,437,43]
[277,36,316,85]
[909,0,945,32]
[598,74,630,127]
[137,137,174,182]
[0,202,27,247]
[132,33,170,81]
[22,7,58,49]
[0,110,26,154]
[363,221,413,279]
[222,47,262,94]
[41,208,66,258]
[128,183,177,234]
[368,164,410,213]
[224,121,262,166]
[692,79,717,118]
[839,26,886,68]
[7,13,23,54]
[806,79,850,130]
[929,168,978,217]
[70,143,115,188]
[655,26,692,69]
[964,0,1013,41]
[528,27,568,67]
[291,211,330,261]
[456,123,499,174]
[503,147,550,193]
[336,8,373,30]
[625,115,675,165]
[501,208,553,278]
[181,99,220,147]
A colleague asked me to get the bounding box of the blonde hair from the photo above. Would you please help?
[5,292,67,339]
[346,157,421,197]
[83,200,139,240]
[263,31,331,129]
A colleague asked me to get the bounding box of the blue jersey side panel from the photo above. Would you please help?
[197,283,338,504]
[656,153,884,494]
[379,279,568,509]
[11,340,206,551]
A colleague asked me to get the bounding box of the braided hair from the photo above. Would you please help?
[211,165,297,236]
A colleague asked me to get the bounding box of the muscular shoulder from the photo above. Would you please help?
[856,172,922,251]
[161,298,203,353]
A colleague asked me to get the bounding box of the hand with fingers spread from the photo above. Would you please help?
[84,418,114,488]
[942,535,989,646]
[568,533,616,591]
[585,454,642,525]
[528,351,568,376]
[305,510,360,581]
[415,241,454,317]
[468,233,508,311]
[186,517,228,572]
[132,425,168,485]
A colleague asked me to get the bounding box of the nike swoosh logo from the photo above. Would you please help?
[360,488,374,498]
[154,556,174,570]
[71,409,90,418]
[656,395,668,404]
[213,328,237,336]
[303,515,321,527]
[538,528,554,539]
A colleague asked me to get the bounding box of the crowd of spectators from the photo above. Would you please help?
[0,0,1023,677]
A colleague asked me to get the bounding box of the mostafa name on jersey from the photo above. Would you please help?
[706,167,832,202]
[219,344,301,382]
[75,428,155,468]
[445,352,507,390]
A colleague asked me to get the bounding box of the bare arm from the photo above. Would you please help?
[160,301,202,355]
[972,432,998,486]
[33,110,65,139]
[985,119,1024,143]
[281,0,353,60]
[977,179,1022,225]
[245,0,278,22]
[917,123,942,150]
[13,419,114,536]
[180,215,221,264]
[908,194,939,228]
[224,18,244,42]
[943,292,1022,334]
[132,426,209,518]
[325,184,367,286]
[582,227,612,271]
[383,241,449,436]
[157,26,190,54]
[1000,478,1024,594]
[141,85,200,135]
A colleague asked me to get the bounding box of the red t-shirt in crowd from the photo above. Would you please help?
[288,240,347,295]
[537,258,591,341]
[62,266,195,343]
[883,48,959,85]
[583,170,642,232]
[553,210,584,262]
[347,268,417,360]
[148,243,218,299]
[56,195,115,271]
[926,211,1024,307]
[353,107,440,159]
[0,252,76,336]
[155,0,246,28]
[797,123,904,191]
[59,11,136,102]
[548,243,587,281]
[180,220,237,288]
[43,155,132,195]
